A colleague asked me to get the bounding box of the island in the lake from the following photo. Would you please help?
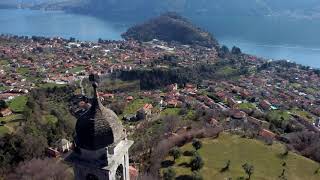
[122,12,219,48]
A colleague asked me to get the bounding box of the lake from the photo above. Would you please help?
[0,9,319,68]
[0,9,125,40]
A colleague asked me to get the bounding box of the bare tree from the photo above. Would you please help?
[162,115,180,133]
[242,163,254,180]
[7,158,73,180]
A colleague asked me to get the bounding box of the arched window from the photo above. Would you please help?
[86,173,99,180]
[115,164,124,180]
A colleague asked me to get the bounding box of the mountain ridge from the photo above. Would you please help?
[3,0,320,21]
[33,0,320,21]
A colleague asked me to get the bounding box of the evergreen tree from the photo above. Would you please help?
[169,146,181,162]
[163,167,176,180]
[219,45,230,58]
[231,46,242,55]
[190,154,204,171]
[192,139,202,151]
[0,100,8,109]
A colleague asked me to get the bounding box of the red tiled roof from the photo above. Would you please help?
[259,129,276,139]
[143,103,153,110]
[126,96,134,100]
[231,110,246,119]
[129,166,138,180]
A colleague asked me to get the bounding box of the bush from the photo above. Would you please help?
[231,46,242,55]
[282,146,289,157]
[191,171,203,180]
[192,139,202,151]
[242,163,254,180]
[7,158,73,180]
[178,108,188,116]
[0,100,8,109]
[190,154,204,171]
[220,160,231,172]
[163,167,176,180]
[169,146,181,162]
[183,150,196,156]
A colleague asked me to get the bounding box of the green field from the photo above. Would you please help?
[42,114,58,124]
[0,114,24,135]
[123,98,152,115]
[163,133,320,180]
[0,114,24,123]
[0,59,10,65]
[290,108,315,123]
[161,108,180,116]
[160,108,196,121]
[16,67,30,76]
[238,103,256,111]
[0,125,9,137]
[0,86,9,91]
[266,110,292,122]
[216,66,237,76]
[8,96,28,113]
[290,83,302,89]
[69,66,85,73]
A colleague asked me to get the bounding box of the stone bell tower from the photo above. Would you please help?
[66,75,133,180]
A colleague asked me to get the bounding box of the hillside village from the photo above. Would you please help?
[1,34,319,125]
[1,34,320,179]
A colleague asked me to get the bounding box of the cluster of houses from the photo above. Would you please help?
[0,108,12,117]
[114,74,319,140]
[0,89,29,122]
[46,138,72,158]
[123,103,154,122]
[0,35,218,91]
[0,34,319,139]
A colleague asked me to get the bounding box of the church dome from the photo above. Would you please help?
[75,83,125,151]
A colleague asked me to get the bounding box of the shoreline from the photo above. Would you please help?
[0,8,319,69]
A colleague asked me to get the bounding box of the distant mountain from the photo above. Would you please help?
[30,0,82,11]
[58,0,320,21]
[122,13,219,48]
[0,0,75,9]
[3,0,320,21]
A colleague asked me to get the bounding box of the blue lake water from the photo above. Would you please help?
[0,9,125,40]
[220,38,320,68]
[0,9,319,68]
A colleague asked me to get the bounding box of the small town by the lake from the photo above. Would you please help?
[0,1,320,180]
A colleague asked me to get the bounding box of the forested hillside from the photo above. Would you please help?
[0,86,76,174]
[61,0,320,21]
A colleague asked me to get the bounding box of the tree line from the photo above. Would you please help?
[0,86,76,175]
[118,62,249,90]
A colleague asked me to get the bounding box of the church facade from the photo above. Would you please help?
[66,78,133,180]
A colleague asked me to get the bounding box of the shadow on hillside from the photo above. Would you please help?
[178,162,190,168]
[161,160,174,168]
[183,150,194,156]
[176,175,193,180]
